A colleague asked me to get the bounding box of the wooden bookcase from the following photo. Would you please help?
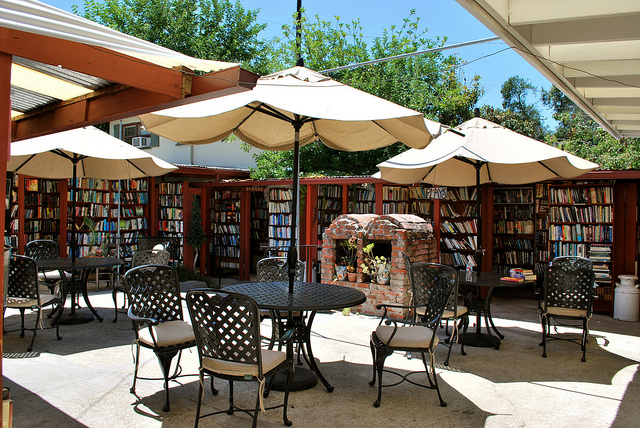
[5,173,19,248]
[409,184,434,225]
[382,185,409,215]
[492,186,534,275]
[317,184,343,243]
[111,178,149,256]
[348,183,375,214]
[534,183,550,276]
[157,182,184,264]
[439,186,478,269]
[211,189,241,271]
[548,183,615,310]
[68,177,110,257]
[250,187,269,263]
[267,187,293,256]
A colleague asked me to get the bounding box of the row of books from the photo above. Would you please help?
[441,219,477,234]
[550,242,588,258]
[69,204,110,218]
[382,202,409,214]
[441,251,476,267]
[24,221,57,233]
[494,188,534,204]
[348,202,374,213]
[494,220,534,234]
[494,251,534,266]
[111,179,148,191]
[214,190,241,200]
[535,183,549,198]
[159,182,183,194]
[535,230,548,245]
[549,187,613,204]
[493,205,533,219]
[25,207,60,219]
[25,178,57,192]
[318,213,339,224]
[68,190,110,204]
[549,205,612,223]
[159,208,183,220]
[383,186,409,201]
[318,198,341,210]
[269,226,292,239]
[318,185,342,198]
[214,234,240,247]
[349,188,375,201]
[447,187,477,201]
[114,207,144,217]
[214,224,240,235]
[24,193,59,206]
[69,177,109,191]
[113,192,149,204]
[494,236,533,249]
[411,201,432,214]
[268,188,293,201]
[91,217,147,231]
[268,201,293,212]
[442,236,477,251]
[158,219,183,233]
[549,224,613,242]
[213,211,240,223]
[213,243,240,258]
[159,195,183,207]
[269,213,291,225]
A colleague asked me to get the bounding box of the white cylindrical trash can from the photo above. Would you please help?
[613,274,640,321]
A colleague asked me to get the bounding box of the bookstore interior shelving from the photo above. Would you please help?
[317,184,342,243]
[250,187,269,262]
[492,186,535,275]
[69,177,110,257]
[548,182,615,309]
[409,184,434,225]
[439,186,478,269]
[210,189,241,271]
[534,183,550,277]
[267,187,293,256]
[348,183,375,214]
[382,185,409,215]
[158,181,184,264]
[5,173,19,249]
[112,178,149,256]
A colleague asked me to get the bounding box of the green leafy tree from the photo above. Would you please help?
[251,10,482,178]
[77,0,271,74]
[541,87,640,169]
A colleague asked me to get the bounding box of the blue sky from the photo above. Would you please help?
[42,0,556,127]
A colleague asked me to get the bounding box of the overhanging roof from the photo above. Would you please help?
[1,0,258,141]
[455,0,640,140]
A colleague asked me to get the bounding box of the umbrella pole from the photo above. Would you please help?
[287,123,302,293]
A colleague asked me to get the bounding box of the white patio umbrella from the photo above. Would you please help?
[8,126,178,260]
[376,115,599,271]
[140,65,436,291]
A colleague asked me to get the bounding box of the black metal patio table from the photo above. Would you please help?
[460,272,535,349]
[224,281,366,392]
[36,257,123,324]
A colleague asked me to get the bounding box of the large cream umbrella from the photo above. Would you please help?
[376,114,599,272]
[8,126,178,260]
[140,65,436,291]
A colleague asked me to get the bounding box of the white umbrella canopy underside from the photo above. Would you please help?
[377,117,599,186]
[140,66,435,151]
[8,126,177,180]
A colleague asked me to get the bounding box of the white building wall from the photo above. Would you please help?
[110,117,261,169]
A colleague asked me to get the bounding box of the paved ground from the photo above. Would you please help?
[3,278,640,427]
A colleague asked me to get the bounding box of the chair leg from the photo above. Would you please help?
[27,307,41,352]
[372,346,392,408]
[157,350,179,412]
[112,287,119,323]
[210,377,218,395]
[368,339,377,386]
[283,360,294,427]
[252,383,261,428]
[195,374,204,428]
[541,316,548,358]
[428,351,447,407]
[581,318,588,362]
[19,308,26,338]
[130,341,141,394]
[227,381,234,415]
[444,319,455,367]
[419,352,436,389]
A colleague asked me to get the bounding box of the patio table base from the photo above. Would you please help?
[270,367,318,392]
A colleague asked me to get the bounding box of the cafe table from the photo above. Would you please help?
[459,272,535,349]
[36,257,123,324]
[224,281,366,392]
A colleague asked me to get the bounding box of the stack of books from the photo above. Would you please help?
[510,268,537,281]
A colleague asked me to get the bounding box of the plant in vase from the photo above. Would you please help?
[361,243,391,284]
[339,236,358,282]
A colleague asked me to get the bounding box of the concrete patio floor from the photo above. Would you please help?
[3,278,640,427]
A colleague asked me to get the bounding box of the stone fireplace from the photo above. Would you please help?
[320,214,437,317]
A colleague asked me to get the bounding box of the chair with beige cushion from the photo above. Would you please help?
[124,264,195,412]
[4,255,62,351]
[540,263,594,362]
[369,262,456,408]
[113,249,170,322]
[186,289,294,428]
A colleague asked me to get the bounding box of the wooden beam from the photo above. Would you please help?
[1,27,187,98]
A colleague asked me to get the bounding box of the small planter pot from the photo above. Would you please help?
[348,272,357,282]
[376,267,390,285]
[335,265,348,281]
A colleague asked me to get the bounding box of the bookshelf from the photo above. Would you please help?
[267,187,293,256]
[408,184,434,225]
[534,183,550,277]
[158,182,184,264]
[382,185,409,215]
[211,189,241,271]
[439,186,478,269]
[250,187,269,262]
[68,177,110,256]
[111,179,149,256]
[492,186,534,275]
[348,183,375,214]
[23,177,61,245]
[317,184,343,243]
[548,183,615,309]
[5,173,19,248]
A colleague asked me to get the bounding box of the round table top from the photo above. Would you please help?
[224,281,366,312]
[35,256,124,270]
[460,271,535,288]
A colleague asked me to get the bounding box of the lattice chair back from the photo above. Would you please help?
[550,256,593,271]
[124,264,185,329]
[410,262,459,326]
[187,290,264,375]
[544,264,594,316]
[131,249,171,268]
[8,255,39,301]
[256,257,305,282]
[25,239,59,259]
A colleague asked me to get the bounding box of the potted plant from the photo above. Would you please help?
[186,195,206,273]
[361,242,391,284]
[339,236,358,282]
